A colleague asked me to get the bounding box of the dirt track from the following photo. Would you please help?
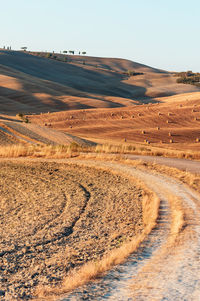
[62,160,200,300]
[127,154,200,174]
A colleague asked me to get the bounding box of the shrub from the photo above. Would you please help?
[46,53,52,58]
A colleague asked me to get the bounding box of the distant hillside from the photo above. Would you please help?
[0,50,199,114]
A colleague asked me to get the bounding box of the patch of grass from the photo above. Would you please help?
[0,144,74,158]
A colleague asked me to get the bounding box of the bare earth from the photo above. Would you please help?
[0,160,143,300]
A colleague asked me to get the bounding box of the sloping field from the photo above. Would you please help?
[0,118,95,146]
[0,50,200,114]
[29,93,200,151]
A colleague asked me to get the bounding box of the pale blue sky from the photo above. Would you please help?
[1,0,199,71]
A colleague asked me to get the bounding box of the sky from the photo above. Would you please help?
[0,0,200,72]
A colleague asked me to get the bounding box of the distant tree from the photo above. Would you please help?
[82,51,86,55]
[69,50,74,55]
[63,50,68,54]
[21,47,27,51]
[79,51,80,55]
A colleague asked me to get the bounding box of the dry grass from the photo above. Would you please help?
[168,195,186,244]
[0,143,83,158]
[142,162,200,195]
[35,175,160,299]
[0,138,200,160]
[95,143,200,160]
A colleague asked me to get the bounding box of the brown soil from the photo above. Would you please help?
[0,161,143,300]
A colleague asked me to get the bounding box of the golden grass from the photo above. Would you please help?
[142,162,200,195]
[0,143,82,158]
[35,176,160,299]
[168,195,186,244]
[0,140,200,161]
[95,143,200,160]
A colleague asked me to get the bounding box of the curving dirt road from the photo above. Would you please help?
[126,154,200,174]
[61,159,200,301]
[0,157,200,300]
[82,153,200,174]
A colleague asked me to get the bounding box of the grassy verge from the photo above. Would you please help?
[138,161,200,195]
[168,195,186,244]
[0,142,200,160]
[0,143,82,158]
[95,143,200,160]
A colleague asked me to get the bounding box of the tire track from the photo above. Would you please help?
[0,179,91,257]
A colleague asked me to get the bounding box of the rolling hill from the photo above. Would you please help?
[0,50,200,115]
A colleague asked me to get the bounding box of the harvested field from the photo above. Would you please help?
[0,119,96,147]
[29,94,200,152]
[0,161,144,300]
[0,50,199,115]
[0,128,19,145]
